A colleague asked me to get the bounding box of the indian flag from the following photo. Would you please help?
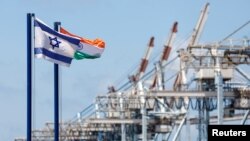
[60,27,105,60]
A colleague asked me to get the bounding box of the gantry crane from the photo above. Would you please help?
[15,3,250,141]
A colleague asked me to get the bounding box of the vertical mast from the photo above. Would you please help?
[189,3,209,48]
[129,37,154,85]
[151,22,178,89]
[54,22,61,141]
[174,3,209,90]
[136,37,154,81]
[27,13,34,141]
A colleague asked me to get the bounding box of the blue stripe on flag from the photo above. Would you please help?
[34,48,72,64]
[34,19,80,45]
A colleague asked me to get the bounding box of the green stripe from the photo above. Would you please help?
[74,51,100,60]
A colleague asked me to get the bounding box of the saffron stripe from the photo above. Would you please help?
[34,19,80,45]
[34,48,72,64]
[60,27,105,49]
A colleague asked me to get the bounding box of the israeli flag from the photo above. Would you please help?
[34,18,81,67]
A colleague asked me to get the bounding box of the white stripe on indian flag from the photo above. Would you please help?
[78,42,104,56]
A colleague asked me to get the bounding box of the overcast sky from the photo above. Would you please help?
[0,0,250,140]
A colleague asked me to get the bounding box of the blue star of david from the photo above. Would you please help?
[49,36,61,49]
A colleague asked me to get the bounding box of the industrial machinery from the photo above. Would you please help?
[15,3,250,141]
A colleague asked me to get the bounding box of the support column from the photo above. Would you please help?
[215,55,223,124]
[120,95,126,141]
[142,108,147,141]
[138,82,147,141]
[202,101,209,141]
[95,100,100,119]
[241,110,250,125]
[172,115,187,141]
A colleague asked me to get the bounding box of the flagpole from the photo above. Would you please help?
[54,21,61,141]
[27,13,34,141]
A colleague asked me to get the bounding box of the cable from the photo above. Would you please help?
[114,60,141,88]
[220,20,250,43]
[114,31,192,92]
[120,56,179,91]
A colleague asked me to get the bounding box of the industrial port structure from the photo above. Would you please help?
[16,3,250,141]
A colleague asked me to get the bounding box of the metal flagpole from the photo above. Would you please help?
[27,13,34,141]
[54,22,61,141]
